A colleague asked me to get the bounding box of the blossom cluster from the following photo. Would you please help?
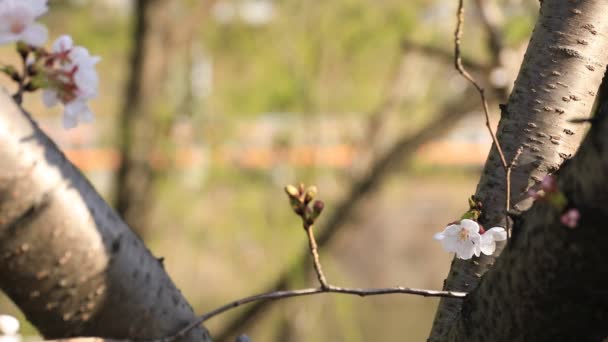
[0,0,100,128]
[434,219,506,260]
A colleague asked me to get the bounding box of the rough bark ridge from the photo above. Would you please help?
[0,92,210,341]
[430,0,608,339]
[444,97,608,341]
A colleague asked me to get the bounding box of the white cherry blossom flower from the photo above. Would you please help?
[0,315,19,336]
[42,35,100,129]
[0,0,48,47]
[434,219,507,260]
[434,219,482,260]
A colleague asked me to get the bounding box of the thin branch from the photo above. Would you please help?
[505,147,523,238]
[163,186,468,342]
[454,0,519,237]
[305,224,329,289]
[163,286,465,342]
[12,48,29,105]
[46,194,467,342]
[48,285,465,342]
[454,0,507,169]
[214,91,486,342]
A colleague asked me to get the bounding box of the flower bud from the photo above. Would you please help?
[311,200,325,219]
[541,174,557,193]
[284,184,300,199]
[304,186,318,204]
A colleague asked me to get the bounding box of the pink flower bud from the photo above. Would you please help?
[560,208,580,229]
[541,174,558,193]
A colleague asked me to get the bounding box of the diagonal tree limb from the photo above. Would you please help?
[429,0,608,339]
[0,91,211,341]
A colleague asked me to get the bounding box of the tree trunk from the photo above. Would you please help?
[444,91,608,341]
[0,92,210,341]
[430,0,608,339]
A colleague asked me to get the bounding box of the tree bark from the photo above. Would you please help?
[444,91,608,341]
[0,91,211,341]
[430,0,608,339]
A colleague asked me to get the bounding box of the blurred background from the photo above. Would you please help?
[0,0,538,340]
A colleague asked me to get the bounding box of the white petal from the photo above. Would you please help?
[0,31,20,45]
[69,46,92,62]
[64,100,87,117]
[486,227,507,241]
[455,240,476,260]
[42,89,58,107]
[79,106,95,123]
[441,237,459,253]
[479,234,496,255]
[19,22,47,46]
[29,0,49,18]
[63,111,78,129]
[433,232,445,241]
[443,224,461,237]
[460,219,480,234]
[52,34,73,53]
[0,315,19,335]
[470,233,482,256]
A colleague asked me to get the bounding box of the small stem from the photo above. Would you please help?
[13,52,29,105]
[505,148,523,239]
[305,224,329,289]
[454,0,507,170]
[455,0,518,239]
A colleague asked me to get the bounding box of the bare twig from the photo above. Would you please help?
[158,186,468,342]
[454,0,507,170]
[215,91,486,342]
[505,147,523,238]
[454,0,519,236]
[305,223,328,289]
[12,47,29,105]
[163,285,465,342]
[48,190,467,342]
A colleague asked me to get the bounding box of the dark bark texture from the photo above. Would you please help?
[0,92,210,341]
[430,0,608,339]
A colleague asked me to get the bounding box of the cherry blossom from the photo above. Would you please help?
[434,219,482,260]
[0,0,48,47]
[42,35,100,128]
[434,219,507,260]
[0,314,20,342]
